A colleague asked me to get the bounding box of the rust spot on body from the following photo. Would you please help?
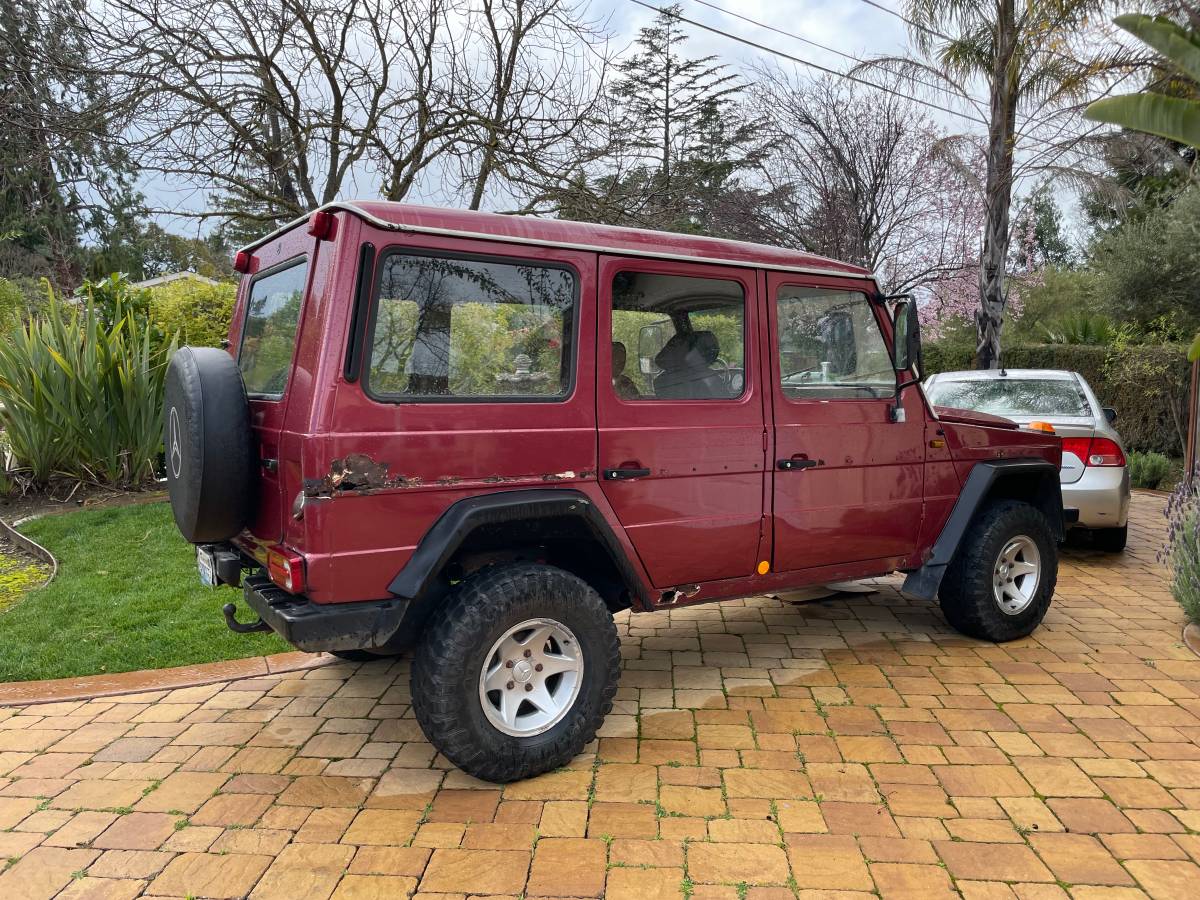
[304,453,417,497]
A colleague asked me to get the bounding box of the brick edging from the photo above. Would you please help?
[0,650,336,707]
[0,516,57,587]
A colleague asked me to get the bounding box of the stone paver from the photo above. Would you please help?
[0,494,1197,898]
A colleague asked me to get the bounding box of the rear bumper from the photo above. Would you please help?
[1062,466,1130,529]
[242,574,413,653]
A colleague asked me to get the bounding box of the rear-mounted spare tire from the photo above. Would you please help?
[164,346,256,543]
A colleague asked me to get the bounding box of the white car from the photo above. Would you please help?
[924,368,1131,552]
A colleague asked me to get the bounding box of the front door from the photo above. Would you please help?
[767,275,926,572]
[597,256,767,589]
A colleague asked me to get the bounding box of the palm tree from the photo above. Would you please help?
[1085,12,1200,361]
[862,1,1130,368]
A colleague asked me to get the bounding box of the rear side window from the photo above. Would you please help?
[925,378,1091,417]
[366,253,576,401]
[238,258,309,399]
[610,271,746,401]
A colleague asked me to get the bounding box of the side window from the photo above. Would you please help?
[610,271,745,401]
[365,253,576,401]
[239,257,309,399]
[778,287,895,400]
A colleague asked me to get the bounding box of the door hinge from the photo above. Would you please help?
[762,429,769,452]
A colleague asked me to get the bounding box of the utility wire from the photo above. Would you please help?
[626,0,988,125]
[687,0,990,107]
[855,0,958,45]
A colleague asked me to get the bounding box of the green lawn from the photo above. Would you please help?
[0,501,288,682]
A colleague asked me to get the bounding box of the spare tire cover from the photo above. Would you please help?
[163,346,256,543]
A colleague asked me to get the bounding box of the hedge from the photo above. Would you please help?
[922,342,1192,457]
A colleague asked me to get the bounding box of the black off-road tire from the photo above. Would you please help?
[411,563,620,783]
[163,346,255,543]
[938,499,1058,643]
[1092,525,1128,553]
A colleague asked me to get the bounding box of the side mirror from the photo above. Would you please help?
[891,298,922,377]
[1102,406,1117,425]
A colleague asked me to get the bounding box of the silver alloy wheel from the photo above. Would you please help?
[993,534,1041,615]
[478,617,584,737]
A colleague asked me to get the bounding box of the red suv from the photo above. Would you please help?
[164,202,1069,782]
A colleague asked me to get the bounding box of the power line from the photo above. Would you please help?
[686,0,989,106]
[854,0,959,46]
[626,0,988,125]
[854,0,1084,67]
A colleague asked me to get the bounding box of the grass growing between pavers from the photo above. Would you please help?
[0,501,288,681]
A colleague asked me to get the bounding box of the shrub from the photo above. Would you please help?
[0,277,26,331]
[1164,480,1200,624]
[148,279,236,348]
[1127,451,1174,490]
[0,279,175,488]
[1041,312,1122,346]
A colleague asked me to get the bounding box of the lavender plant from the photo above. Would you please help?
[1162,472,1200,624]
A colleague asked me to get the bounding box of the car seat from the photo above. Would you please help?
[653,331,728,399]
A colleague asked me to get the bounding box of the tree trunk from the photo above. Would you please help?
[976,0,1018,370]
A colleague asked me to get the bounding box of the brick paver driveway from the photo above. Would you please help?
[1,493,1198,900]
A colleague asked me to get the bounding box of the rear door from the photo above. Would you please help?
[767,275,926,572]
[596,256,767,589]
[229,226,327,542]
[316,235,596,603]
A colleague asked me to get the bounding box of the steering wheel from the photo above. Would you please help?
[714,356,732,388]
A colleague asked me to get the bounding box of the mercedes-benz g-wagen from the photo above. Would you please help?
[164,202,1069,782]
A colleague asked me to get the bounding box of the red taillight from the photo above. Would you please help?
[267,546,306,593]
[1062,436,1125,467]
[234,250,253,273]
[307,210,336,241]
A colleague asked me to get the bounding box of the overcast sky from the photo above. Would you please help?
[150,0,986,235]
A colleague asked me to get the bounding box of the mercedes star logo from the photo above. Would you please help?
[168,406,183,479]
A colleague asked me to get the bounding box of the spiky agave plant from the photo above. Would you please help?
[0,278,176,489]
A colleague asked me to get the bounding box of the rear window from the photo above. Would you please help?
[238,258,309,399]
[925,378,1090,417]
[365,252,576,401]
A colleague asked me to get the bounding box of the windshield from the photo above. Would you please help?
[926,378,1090,417]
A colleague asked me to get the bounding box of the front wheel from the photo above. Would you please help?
[411,563,620,783]
[939,499,1057,642]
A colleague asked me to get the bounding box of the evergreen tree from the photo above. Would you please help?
[561,4,765,238]
[0,0,135,286]
[1012,184,1075,271]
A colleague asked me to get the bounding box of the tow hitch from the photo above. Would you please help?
[222,602,271,634]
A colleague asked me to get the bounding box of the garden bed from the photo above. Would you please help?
[0,501,288,682]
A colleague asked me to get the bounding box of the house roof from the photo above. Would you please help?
[132,272,219,289]
[239,200,876,281]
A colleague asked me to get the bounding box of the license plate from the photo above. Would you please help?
[197,547,217,587]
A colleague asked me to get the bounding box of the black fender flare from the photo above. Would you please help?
[387,488,650,608]
[902,459,1066,602]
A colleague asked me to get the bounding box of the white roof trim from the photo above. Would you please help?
[240,201,881,284]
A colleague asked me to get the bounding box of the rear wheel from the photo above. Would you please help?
[411,563,620,783]
[1092,525,1128,553]
[939,499,1057,642]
